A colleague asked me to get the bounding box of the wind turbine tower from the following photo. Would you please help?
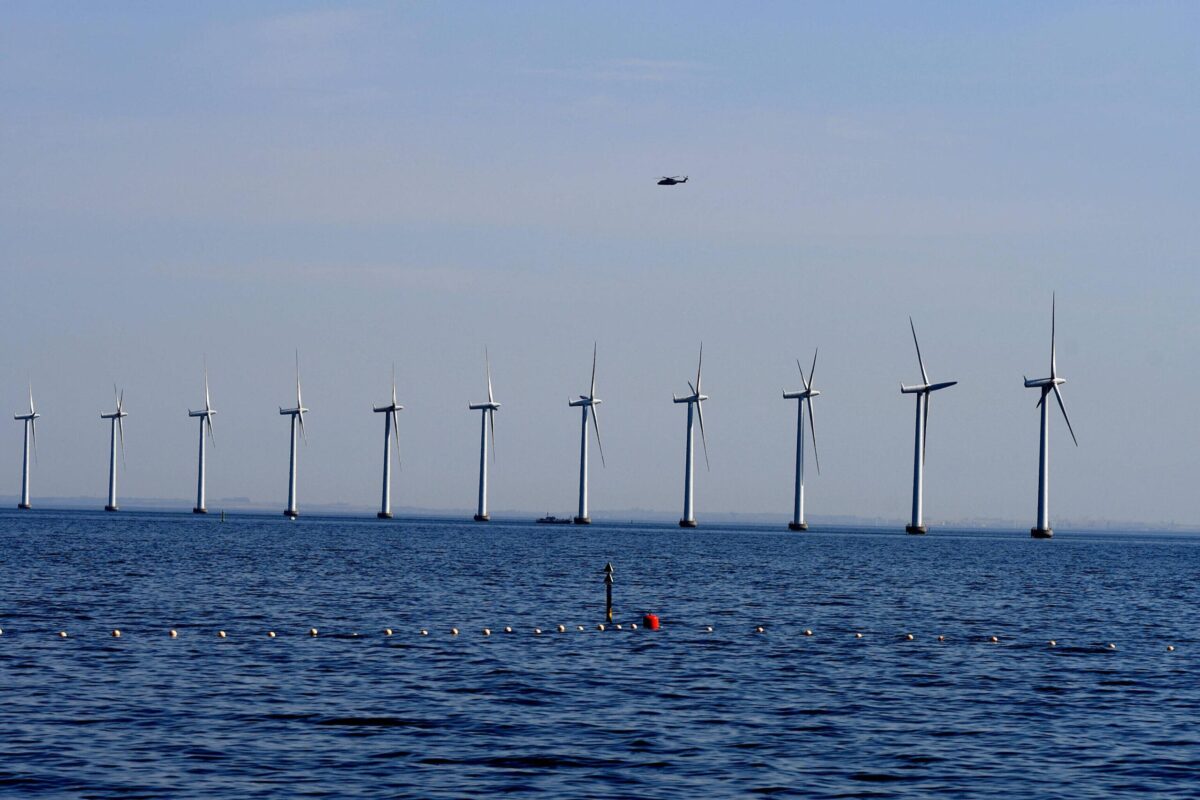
[188,365,216,514]
[783,351,820,531]
[568,344,605,524]
[899,320,957,534]
[673,345,709,528]
[1024,294,1078,539]
[13,385,39,510]
[468,350,500,522]
[373,367,403,519]
[279,354,308,519]
[100,387,128,512]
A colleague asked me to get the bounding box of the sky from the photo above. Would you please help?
[1,2,1198,526]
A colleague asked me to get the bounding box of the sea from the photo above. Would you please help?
[0,509,1196,798]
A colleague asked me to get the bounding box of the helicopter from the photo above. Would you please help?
[657,176,688,186]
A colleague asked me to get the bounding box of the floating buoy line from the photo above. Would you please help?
[0,624,1179,653]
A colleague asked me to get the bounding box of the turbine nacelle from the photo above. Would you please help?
[673,393,708,404]
[900,380,958,394]
[373,403,404,413]
[569,396,602,407]
[279,405,308,416]
[1023,376,1065,389]
[782,389,820,400]
[468,402,501,411]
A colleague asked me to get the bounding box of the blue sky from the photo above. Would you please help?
[2,2,1198,524]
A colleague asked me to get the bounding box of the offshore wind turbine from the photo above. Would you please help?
[279,354,308,519]
[373,366,403,519]
[187,364,216,514]
[13,384,39,510]
[568,344,605,525]
[783,350,820,531]
[1024,294,1078,539]
[468,350,500,522]
[899,320,956,534]
[100,387,128,512]
[673,345,709,528]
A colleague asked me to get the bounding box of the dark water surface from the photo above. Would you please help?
[0,510,1197,798]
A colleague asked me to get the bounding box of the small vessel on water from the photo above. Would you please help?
[536,515,573,524]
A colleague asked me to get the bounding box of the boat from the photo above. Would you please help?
[536,515,573,524]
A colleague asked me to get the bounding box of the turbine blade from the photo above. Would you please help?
[696,343,703,395]
[489,408,496,463]
[696,399,710,471]
[922,394,929,466]
[591,405,606,468]
[118,416,126,468]
[295,351,302,409]
[1050,293,1057,378]
[391,362,397,406]
[590,342,597,399]
[808,348,818,391]
[204,357,211,411]
[1053,385,1077,446]
[298,411,307,444]
[486,348,494,404]
[206,415,215,449]
[806,396,819,475]
[31,418,38,464]
[795,358,807,390]
[688,380,697,396]
[392,410,402,467]
[28,382,35,415]
[910,318,928,385]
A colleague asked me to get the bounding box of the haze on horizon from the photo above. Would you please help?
[2,2,1198,527]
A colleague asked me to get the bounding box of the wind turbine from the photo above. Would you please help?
[188,363,216,514]
[1024,294,1078,539]
[468,350,500,522]
[783,350,820,531]
[13,384,39,510]
[279,353,308,519]
[900,320,956,534]
[674,345,709,528]
[373,366,403,519]
[568,343,605,525]
[100,386,128,512]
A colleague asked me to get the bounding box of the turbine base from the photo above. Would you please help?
[104,505,119,512]
[573,516,591,525]
[788,522,808,531]
[1031,527,1053,539]
[679,519,698,528]
[17,503,31,510]
[905,525,927,535]
[473,514,490,522]
[192,507,207,514]
[377,512,393,519]
[283,509,298,519]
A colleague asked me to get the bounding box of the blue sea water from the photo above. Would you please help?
[0,509,1197,798]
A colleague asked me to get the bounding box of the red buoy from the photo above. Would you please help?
[642,613,660,631]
